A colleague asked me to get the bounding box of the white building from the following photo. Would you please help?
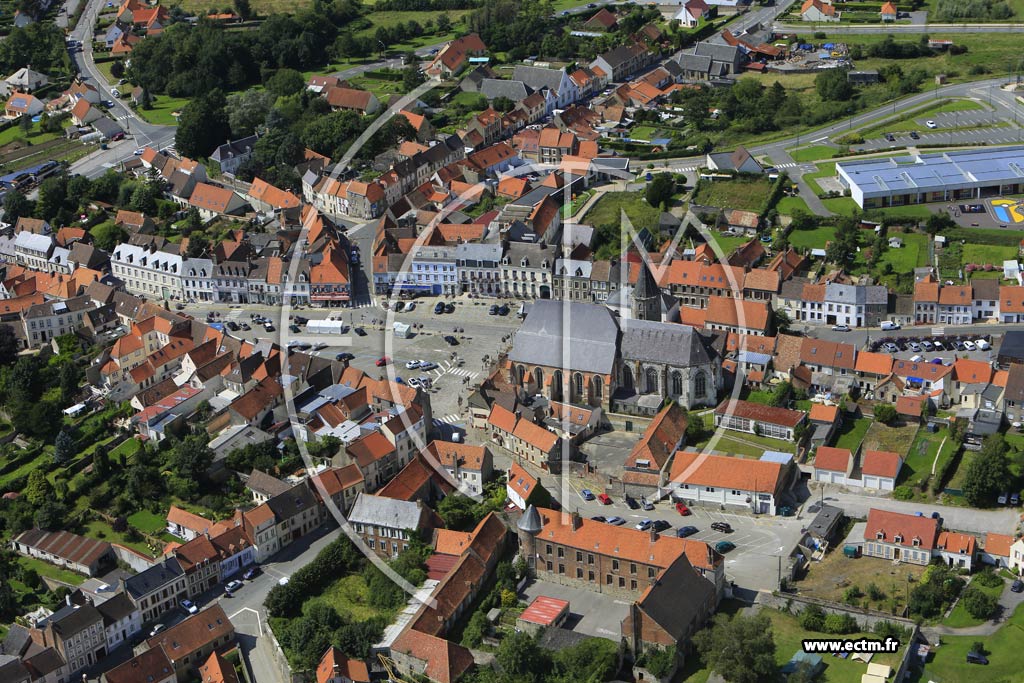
[110,243,186,300]
[409,246,458,296]
[668,451,792,516]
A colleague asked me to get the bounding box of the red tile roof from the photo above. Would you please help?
[808,403,840,423]
[861,450,902,478]
[714,399,805,427]
[984,532,1014,558]
[814,446,852,473]
[937,530,975,555]
[316,647,369,683]
[669,451,788,496]
[863,508,939,549]
[390,628,474,683]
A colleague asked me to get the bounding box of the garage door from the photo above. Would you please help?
[863,475,880,489]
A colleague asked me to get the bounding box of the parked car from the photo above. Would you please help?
[832,324,851,332]
[710,522,733,533]
[677,526,699,538]
[963,340,977,351]
[597,493,612,505]
[445,303,455,314]
[225,321,239,331]
[376,356,391,367]
[580,489,596,501]
[181,600,198,615]
[885,133,896,142]
[591,515,607,523]
[675,502,691,516]
[635,519,653,531]
[406,360,421,369]
[489,305,499,315]
[606,516,626,526]
[977,339,991,351]
[498,305,510,316]
[908,341,922,352]
[933,340,945,351]
[434,302,445,314]
[624,496,639,510]
[641,499,654,511]
[922,340,934,352]
[242,566,261,580]
[715,541,736,553]
[909,131,920,139]
[149,624,166,637]
[289,324,300,333]
[263,323,275,332]
[444,335,459,345]
[926,120,938,129]
[883,342,899,353]
[1013,579,1024,593]
[225,580,243,594]
[1012,492,1021,506]
[418,361,436,371]
[998,492,1009,505]
[652,520,671,532]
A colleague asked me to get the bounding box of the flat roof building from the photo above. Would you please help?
[836,146,1024,209]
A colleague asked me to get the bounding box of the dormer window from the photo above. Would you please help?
[912,537,921,547]
[521,258,528,267]
[876,531,884,540]
[894,534,903,544]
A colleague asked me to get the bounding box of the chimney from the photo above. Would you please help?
[649,528,658,544]
[570,510,582,531]
[65,593,72,607]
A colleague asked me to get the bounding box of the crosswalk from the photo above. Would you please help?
[933,327,946,336]
[439,367,477,379]
[433,414,464,426]
[775,162,799,169]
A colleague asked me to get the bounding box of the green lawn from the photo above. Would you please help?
[127,509,167,535]
[110,437,143,462]
[0,120,60,149]
[942,578,1005,628]
[777,195,811,216]
[692,177,772,211]
[790,225,836,251]
[705,232,752,256]
[134,95,190,126]
[879,232,930,273]
[833,415,872,451]
[822,197,861,216]
[584,191,662,257]
[871,203,940,220]
[962,243,1019,267]
[901,426,950,488]
[310,574,399,622]
[920,602,1024,681]
[862,420,919,456]
[787,144,840,162]
[945,450,977,497]
[803,162,838,195]
[83,520,157,558]
[18,556,86,586]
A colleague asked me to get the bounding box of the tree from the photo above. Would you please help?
[0,325,18,366]
[234,0,252,19]
[873,404,897,425]
[645,172,674,209]
[35,175,68,222]
[496,631,547,681]
[963,434,1010,506]
[90,221,127,251]
[24,470,54,506]
[18,113,31,134]
[266,68,305,97]
[694,613,776,683]
[816,67,854,102]
[961,587,998,620]
[59,360,82,403]
[130,183,159,214]
[225,88,275,138]
[3,189,33,225]
[53,429,75,466]
[436,13,451,33]
[165,434,213,482]
[34,499,67,530]
[437,494,479,530]
[402,65,426,92]
[461,610,488,648]
[175,90,231,159]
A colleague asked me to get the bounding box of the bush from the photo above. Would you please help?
[973,570,1004,589]
[873,620,910,642]
[798,604,826,632]
[823,612,858,634]
[642,646,676,679]
[892,485,915,501]
[874,404,897,425]
[867,583,886,601]
[961,587,998,620]
[264,536,362,618]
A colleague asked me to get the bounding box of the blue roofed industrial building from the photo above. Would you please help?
[836,146,1024,209]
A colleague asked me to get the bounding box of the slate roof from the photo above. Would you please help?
[509,300,618,375]
[633,553,715,640]
[619,318,714,366]
[348,492,424,530]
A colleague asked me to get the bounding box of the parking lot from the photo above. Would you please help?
[557,480,806,592]
[869,332,994,365]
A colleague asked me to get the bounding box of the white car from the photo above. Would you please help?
[926,120,937,129]
[405,302,416,311]
[225,580,243,593]
[406,360,421,369]
[962,340,977,351]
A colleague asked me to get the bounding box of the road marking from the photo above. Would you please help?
[432,414,463,426]
[228,606,263,635]
[810,136,829,143]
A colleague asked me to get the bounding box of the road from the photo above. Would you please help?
[62,0,176,179]
[774,21,1024,33]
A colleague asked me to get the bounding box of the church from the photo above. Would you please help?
[508,261,722,416]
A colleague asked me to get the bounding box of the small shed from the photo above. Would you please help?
[782,651,824,677]
[516,596,569,634]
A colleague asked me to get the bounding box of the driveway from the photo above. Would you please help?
[519,578,631,640]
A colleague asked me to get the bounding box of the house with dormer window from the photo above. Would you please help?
[500,241,554,299]
[553,258,594,302]
[861,508,939,565]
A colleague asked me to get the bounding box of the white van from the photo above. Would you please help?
[976,339,991,351]
[880,321,901,330]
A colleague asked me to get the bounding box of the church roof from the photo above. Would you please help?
[634,258,659,302]
[509,300,618,375]
[620,318,716,366]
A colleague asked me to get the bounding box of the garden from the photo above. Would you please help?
[692,176,773,212]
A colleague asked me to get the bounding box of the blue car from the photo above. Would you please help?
[676,525,699,538]
[580,489,595,501]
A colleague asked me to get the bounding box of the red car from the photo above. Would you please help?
[375,356,391,367]
[675,502,691,516]
[597,493,612,505]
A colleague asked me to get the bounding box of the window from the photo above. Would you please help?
[557,547,564,558]
[648,567,655,578]
[546,561,553,571]
[558,564,565,574]
[576,568,583,578]
[587,553,594,564]
[645,366,658,393]
[630,563,637,574]
[606,574,612,584]
[573,372,583,396]
[630,580,637,591]
[619,577,625,587]
[612,559,619,571]
[588,570,595,581]
[576,551,582,562]
[545,544,552,555]
[672,371,683,396]
[694,372,707,399]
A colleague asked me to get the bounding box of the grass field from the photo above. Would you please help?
[862,420,918,456]
[696,430,796,457]
[787,144,840,162]
[901,426,954,488]
[134,94,189,126]
[692,177,772,211]
[919,603,1024,681]
[705,231,752,256]
[584,191,661,233]
[127,509,167,535]
[789,225,836,250]
[962,243,1019,266]
[833,415,872,452]
[0,120,60,149]
[83,519,156,557]
[308,574,399,622]
[879,232,930,272]
[18,556,86,587]
[797,546,927,614]
[110,437,142,462]
[777,195,811,216]
[942,578,1005,628]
